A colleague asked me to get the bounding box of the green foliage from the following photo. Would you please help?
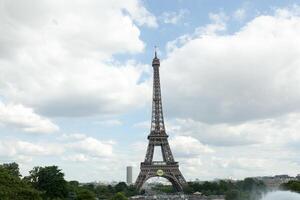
[183,178,266,200]
[225,189,239,200]
[0,162,140,200]
[65,181,97,200]
[93,183,138,199]
[26,166,68,199]
[151,183,175,194]
[65,181,138,200]
[111,192,128,200]
[0,166,41,200]
[240,178,266,192]
[1,162,21,177]
[186,181,230,195]
[115,182,128,192]
[225,189,251,200]
[94,184,112,199]
[183,185,194,194]
[125,185,139,196]
[69,180,80,188]
[281,180,300,193]
[76,187,96,200]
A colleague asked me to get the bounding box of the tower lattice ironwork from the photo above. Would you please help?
[135,50,186,191]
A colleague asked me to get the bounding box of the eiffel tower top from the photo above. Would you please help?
[152,46,160,66]
[149,48,167,137]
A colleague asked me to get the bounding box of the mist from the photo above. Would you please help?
[261,191,300,200]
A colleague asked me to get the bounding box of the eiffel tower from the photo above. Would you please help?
[135,50,186,191]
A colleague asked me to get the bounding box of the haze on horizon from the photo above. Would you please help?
[1,0,300,183]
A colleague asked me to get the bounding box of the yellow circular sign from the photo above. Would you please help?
[157,169,164,176]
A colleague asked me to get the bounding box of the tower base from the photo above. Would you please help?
[135,162,186,192]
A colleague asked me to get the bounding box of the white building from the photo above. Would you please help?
[127,166,133,185]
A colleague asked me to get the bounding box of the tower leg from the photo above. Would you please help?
[144,144,154,163]
[135,171,147,190]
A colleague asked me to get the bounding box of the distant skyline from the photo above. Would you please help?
[1,0,300,182]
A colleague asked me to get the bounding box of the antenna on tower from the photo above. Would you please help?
[154,45,158,58]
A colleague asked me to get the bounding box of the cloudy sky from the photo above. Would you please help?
[1,0,300,183]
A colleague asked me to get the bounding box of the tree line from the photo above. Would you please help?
[153,178,267,200]
[1,162,272,200]
[281,180,300,193]
[0,162,136,200]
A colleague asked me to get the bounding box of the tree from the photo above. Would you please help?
[0,166,41,200]
[107,184,115,194]
[69,180,80,188]
[183,184,194,194]
[125,185,139,196]
[95,184,111,199]
[1,162,21,178]
[115,182,127,192]
[76,188,96,200]
[26,166,68,199]
[282,180,300,193]
[111,192,128,200]
[152,183,175,194]
[241,178,256,191]
[225,190,239,200]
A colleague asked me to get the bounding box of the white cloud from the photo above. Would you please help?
[161,9,189,24]
[124,0,158,27]
[233,8,246,21]
[168,118,258,146]
[170,135,214,157]
[69,137,114,158]
[0,101,59,133]
[0,133,115,168]
[65,133,115,158]
[0,0,152,117]
[133,120,149,129]
[197,12,228,35]
[94,119,123,126]
[168,112,300,147]
[176,143,300,180]
[0,0,147,58]
[62,154,89,162]
[274,4,300,18]
[0,139,64,162]
[60,133,87,141]
[166,11,228,53]
[161,111,300,180]
[163,8,300,124]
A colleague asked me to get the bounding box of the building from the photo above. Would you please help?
[135,50,186,191]
[127,166,133,185]
[254,175,296,189]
